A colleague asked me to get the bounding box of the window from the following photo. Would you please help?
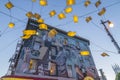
[33,42,41,50]
[50,62,56,76]
[51,47,57,56]
[29,59,37,74]
[67,65,73,78]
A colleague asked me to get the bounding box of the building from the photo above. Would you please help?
[112,64,120,75]
[112,64,120,80]
[1,19,100,80]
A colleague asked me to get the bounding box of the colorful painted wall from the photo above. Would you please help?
[14,19,99,80]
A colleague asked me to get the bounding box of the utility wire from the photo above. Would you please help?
[54,9,98,27]
[1,24,25,36]
[0,38,20,53]
[105,1,120,8]
[54,1,120,27]
[90,21,119,55]
[14,5,28,12]
[90,41,118,54]
[0,11,26,23]
[0,0,119,56]
[31,1,34,12]
[0,0,120,36]
[1,9,14,37]
[2,0,120,29]
[91,21,105,32]
[9,9,12,21]
[43,0,84,21]
[0,18,27,37]
[0,5,14,37]
[0,27,8,36]
[55,20,73,27]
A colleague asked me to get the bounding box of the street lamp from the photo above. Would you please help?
[108,21,114,27]
[101,20,114,27]
[101,20,120,54]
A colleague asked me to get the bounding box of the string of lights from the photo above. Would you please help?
[53,1,120,27]
[1,24,26,36]
[0,0,120,56]
[0,18,27,36]
[0,0,118,31]
[0,0,119,37]
[1,0,119,29]
[90,21,120,55]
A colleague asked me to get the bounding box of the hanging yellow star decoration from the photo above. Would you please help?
[48,29,58,38]
[8,22,15,28]
[80,50,90,56]
[84,76,94,80]
[37,18,44,23]
[26,12,33,18]
[39,24,48,30]
[84,0,91,7]
[67,31,76,37]
[21,30,37,39]
[86,16,92,23]
[101,52,109,57]
[98,8,106,16]
[73,15,78,23]
[58,13,66,20]
[5,1,14,9]
[66,0,75,6]
[95,0,101,7]
[64,7,73,14]
[49,10,56,17]
[39,0,47,6]
[33,13,41,19]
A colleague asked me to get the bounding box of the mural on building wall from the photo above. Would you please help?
[16,28,98,79]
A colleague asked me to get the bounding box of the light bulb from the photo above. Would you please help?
[108,21,114,28]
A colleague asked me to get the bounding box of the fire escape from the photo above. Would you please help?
[7,40,22,75]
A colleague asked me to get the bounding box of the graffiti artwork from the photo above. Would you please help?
[15,26,98,80]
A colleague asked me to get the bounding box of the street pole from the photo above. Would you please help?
[99,69,107,80]
[101,20,120,54]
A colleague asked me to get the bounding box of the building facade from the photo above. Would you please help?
[1,19,99,80]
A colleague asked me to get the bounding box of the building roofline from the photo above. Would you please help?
[27,19,90,45]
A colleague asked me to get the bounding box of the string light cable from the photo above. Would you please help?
[1,24,26,36]
[90,41,118,54]
[0,0,120,56]
[0,37,20,53]
[1,0,119,29]
[0,18,27,37]
[53,1,120,27]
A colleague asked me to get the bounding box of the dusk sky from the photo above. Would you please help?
[0,0,120,80]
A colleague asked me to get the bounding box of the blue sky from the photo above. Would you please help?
[0,0,120,80]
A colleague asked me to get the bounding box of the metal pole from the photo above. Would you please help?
[101,20,120,54]
[99,69,107,80]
